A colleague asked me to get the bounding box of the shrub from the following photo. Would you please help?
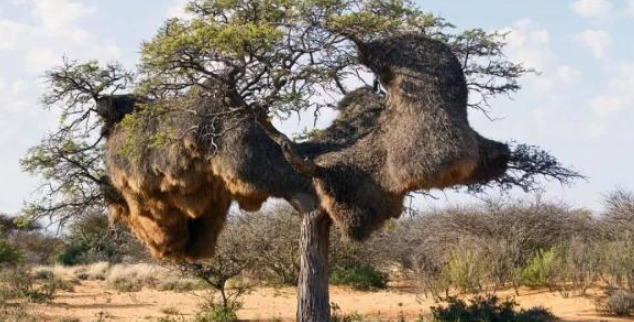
[520,248,560,289]
[0,239,21,266]
[603,291,634,316]
[441,248,487,293]
[555,237,601,297]
[596,238,634,292]
[158,277,203,292]
[104,263,162,291]
[79,261,111,280]
[157,316,187,322]
[431,295,556,322]
[109,277,143,292]
[57,317,81,322]
[34,269,55,280]
[330,263,388,291]
[0,304,36,322]
[330,302,366,322]
[236,209,301,285]
[195,306,238,322]
[160,306,181,315]
[0,267,66,303]
[57,242,88,266]
[58,212,149,265]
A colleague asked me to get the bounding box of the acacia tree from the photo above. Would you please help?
[23,0,580,320]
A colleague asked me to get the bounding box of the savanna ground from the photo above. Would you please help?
[8,263,630,322]
[3,193,634,321]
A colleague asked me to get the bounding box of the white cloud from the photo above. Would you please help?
[574,29,613,58]
[0,0,128,212]
[10,79,27,97]
[24,49,57,73]
[570,0,613,22]
[553,65,582,84]
[166,0,192,19]
[499,20,581,93]
[575,61,634,138]
[499,20,553,71]
[589,61,634,115]
[626,0,634,15]
[0,20,28,50]
[28,0,94,29]
[0,1,122,74]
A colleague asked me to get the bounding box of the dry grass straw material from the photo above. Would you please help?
[306,35,509,240]
[104,86,313,260]
[102,35,510,260]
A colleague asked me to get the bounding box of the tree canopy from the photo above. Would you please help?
[22,0,579,227]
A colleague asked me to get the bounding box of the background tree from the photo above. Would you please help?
[23,0,581,320]
[57,210,149,265]
[21,60,134,225]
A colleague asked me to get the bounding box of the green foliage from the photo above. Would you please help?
[430,295,556,322]
[195,306,238,322]
[0,267,68,303]
[25,0,532,235]
[0,239,22,266]
[0,214,62,265]
[441,248,487,293]
[57,212,146,265]
[520,249,560,288]
[57,243,88,266]
[596,237,634,292]
[330,263,388,291]
[21,59,133,223]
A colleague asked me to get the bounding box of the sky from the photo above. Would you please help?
[0,0,633,215]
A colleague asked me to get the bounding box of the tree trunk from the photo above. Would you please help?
[297,209,331,322]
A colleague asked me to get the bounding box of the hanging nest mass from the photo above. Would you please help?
[100,35,510,260]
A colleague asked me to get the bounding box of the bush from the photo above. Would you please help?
[160,306,181,315]
[441,248,488,293]
[104,263,161,292]
[431,295,556,322]
[0,304,36,322]
[0,267,67,303]
[195,306,238,322]
[603,291,634,316]
[108,277,143,292]
[330,302,366,322]
[555,236,601,297]
[330,263,388,291]
[0,239,22,266]
[57,242,88,266]
[596,238,634,292]
[520,249,560,289]
[58,212,149,266]
[77,262,111,281]
[57,317,81,322]
[158,278,203,292]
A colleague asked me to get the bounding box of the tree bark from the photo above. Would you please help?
[297,209,331,322]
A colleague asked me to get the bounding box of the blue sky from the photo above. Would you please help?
[0,0,632,214]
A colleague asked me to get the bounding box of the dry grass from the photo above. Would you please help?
[32,263,205,295]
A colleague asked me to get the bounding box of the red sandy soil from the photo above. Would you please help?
[22,280,633,321]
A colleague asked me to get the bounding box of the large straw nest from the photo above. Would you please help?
[102,35,510,260]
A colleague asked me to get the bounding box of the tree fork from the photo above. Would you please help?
[297,209,332,322]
